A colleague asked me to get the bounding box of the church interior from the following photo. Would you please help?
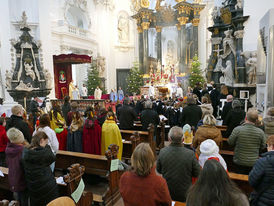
[1,0,274,205]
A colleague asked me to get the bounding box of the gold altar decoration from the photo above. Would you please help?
[175,0,186,2]
[156,26,162,32]
[161,5,175,23]
[178,16,189,25]
[141,22,150,30]
[192,18,200,26]
[141,0,150,8]
[220,7,232,25]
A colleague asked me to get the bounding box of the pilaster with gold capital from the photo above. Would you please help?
[192,18,200,26]
[155,26,162,33]
[141,22,150,30]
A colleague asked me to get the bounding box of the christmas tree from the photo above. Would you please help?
[126,62,143,95]
[87,59,105,95]
[188,55,205,88]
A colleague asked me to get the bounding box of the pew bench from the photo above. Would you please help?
[229,172,253,195]
[120,124,155,153]
[55,145,122,206]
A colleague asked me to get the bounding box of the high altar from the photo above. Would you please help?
[132,0,205,90]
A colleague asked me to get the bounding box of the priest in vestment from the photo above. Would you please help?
[69,80,76,99]
[101,112,123,160]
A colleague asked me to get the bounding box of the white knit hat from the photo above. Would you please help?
[182,124,191,134]
[200,139,219,156]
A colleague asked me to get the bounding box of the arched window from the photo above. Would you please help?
[66,6,88,30]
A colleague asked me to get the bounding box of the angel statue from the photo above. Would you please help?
[24,61,35,81]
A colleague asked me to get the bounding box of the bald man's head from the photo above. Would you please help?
[226,95,233,102]
[246,109,258,123]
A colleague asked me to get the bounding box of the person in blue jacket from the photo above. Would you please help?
[249,135,274,206]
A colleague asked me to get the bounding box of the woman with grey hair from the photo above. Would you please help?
[140,100,159,131]
[262,107,274,137]
[223,99,245,137]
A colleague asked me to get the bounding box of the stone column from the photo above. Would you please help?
[156,26,162,65]
[234,30,245,83]
[177,16,188,73]
[142,22,150,74]
[137,26,144,73]
[192,18,200,57]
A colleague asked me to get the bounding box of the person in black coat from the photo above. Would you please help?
[117,97,137,130]
[181,96,202,129]
[210,84,220,117]
[193,83,202,102]
[6,105,31,143]
[22,131,58,206]
[30,96,40,129]
[221,95,233,121]
[140,100,160,131]
[249,135,274,206]
[61,96,71,126]
[223,99,245,137]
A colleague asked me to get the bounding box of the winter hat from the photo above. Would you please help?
[182,124,193,145]
[7,127,24,144]
[200,139,219,155]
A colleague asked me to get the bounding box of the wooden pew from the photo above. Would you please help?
[122,132,140,160]
[62,164,93,206]
[220,150,235,172]
[55,144,122,206]
[174,202,186,206]
[229,172,253,195]
[133,121,166,150]
[120,124,155,153]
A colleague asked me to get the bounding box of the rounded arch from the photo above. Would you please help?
[65,6,89,29]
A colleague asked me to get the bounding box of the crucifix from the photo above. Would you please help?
[213,44,223,57]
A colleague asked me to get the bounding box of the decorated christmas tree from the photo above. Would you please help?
[126,62,143,95]
[87,60,105,95]
[188,55,205,88]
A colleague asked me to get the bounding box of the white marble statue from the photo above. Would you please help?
[246,52,257,84]
[44,69,52,89]
[212,7,219,19]
[118,13,129,43]
[215,57,224,72]
[235,0,243,10]
[24,61,35,81]
[5,70,12,89]
[15,80,38,92]
[221,60,233,86]
[97,56,106,77]
[222,30,236,59]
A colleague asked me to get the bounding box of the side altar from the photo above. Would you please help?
[132,0,205,85]
[206,0,256,98]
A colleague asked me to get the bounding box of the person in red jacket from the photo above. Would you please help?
[120,143,171,206]
[0,117,8,166]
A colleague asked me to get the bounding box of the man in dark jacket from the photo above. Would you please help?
[223,99,245,137]
[249,135,274,206]
[117,97,137,130]
[181,96,202,128]
[221,95,233,122]
[193,83,202,101]
[210,84,220,117]
[157,126,200,202]
[6,105,31,143]
[140,100,160,131]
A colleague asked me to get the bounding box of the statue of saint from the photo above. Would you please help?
[149,63,154,78]
[246,52,257,84]
[24,61,35,81]
[212,7,219,20]
[5,70,12,89]
[97,56,106,77]
[222,30,236,59]
[118,13,129,43]
[235,0,243,10]
[155,0,163,10]
[221,60,233,86]
[44,69,52,89]
[214,57,224,72]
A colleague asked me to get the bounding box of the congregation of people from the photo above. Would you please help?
[0,82,274,206]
